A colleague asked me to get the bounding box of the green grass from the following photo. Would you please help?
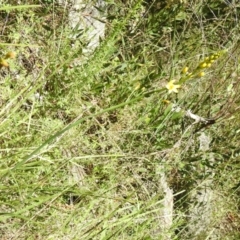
[0,0,240,239]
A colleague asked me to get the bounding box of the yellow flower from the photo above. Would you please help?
[166,80,181,93]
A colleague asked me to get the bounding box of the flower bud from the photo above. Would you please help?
[199,62,207,68]
[0,59,9,67]
[5,51,16,59]
[182,66,189,74]
[198,72,205,77]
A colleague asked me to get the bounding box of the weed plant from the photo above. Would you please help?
[0,0,240,239]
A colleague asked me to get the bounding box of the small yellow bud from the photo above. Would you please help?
[182,66,189,74]
[199,62,207,68]
[5,51,16,59]
[210,60,215,63]
[134,82,141,90]
[162,99,171,104]
[204,57,209,61]
[198,72,205,77]
[206,63,211,68]
[186,72,193,77]
[0,59,9,67]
